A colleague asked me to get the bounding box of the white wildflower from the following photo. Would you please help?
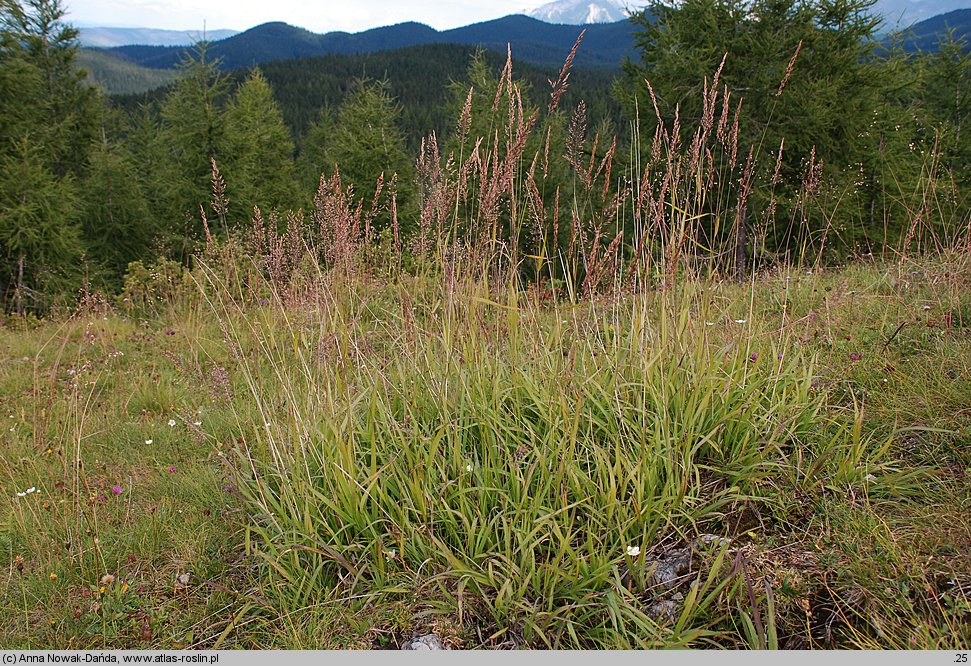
[16,486,37,498]
[145,439,153,445]
[734,319,747,324]
[167,419,176,427]
[626,545,641,557]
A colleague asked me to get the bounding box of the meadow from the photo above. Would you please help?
[2,27,970,648]
[2,166,969,648]
[2,248,970,649]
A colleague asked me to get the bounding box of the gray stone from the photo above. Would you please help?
[696,533,732,548]
[646,549,692,591]
[645,599,682,623]
[401,634,445,651]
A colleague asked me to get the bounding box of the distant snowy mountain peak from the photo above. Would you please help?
[528,0,638,25]
[527,0,969,28]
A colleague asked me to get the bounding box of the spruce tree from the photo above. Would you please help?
[617,0,889,255]
[1,0,99,177]
[0,4,40,149]
[443,53,578,280]
[299,108,336,196]
[920,33,971,199]
[125,104,168,220]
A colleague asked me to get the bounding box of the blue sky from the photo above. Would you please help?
[65,0,555,32]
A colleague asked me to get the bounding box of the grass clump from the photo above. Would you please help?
[195,246,936,647]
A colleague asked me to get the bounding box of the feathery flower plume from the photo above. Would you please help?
[549,29,585,115]
[777,40,802,97]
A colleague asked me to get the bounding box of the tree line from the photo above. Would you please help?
[1,0,969,313]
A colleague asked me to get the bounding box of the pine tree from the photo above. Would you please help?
[223,69,298,224]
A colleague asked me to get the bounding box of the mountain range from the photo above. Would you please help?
[76,0,968,46]
[99,15,638,71]
[891,8,971,48]
[95,6,969,77]
[529,0,971,27]
[874,0,971,27]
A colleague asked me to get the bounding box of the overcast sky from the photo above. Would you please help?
[65,0,555,32]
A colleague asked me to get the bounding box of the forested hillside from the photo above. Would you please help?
[98,15,637,70]
[78,48,179,94]
[895,8,971,50]
[107,44,622,152]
